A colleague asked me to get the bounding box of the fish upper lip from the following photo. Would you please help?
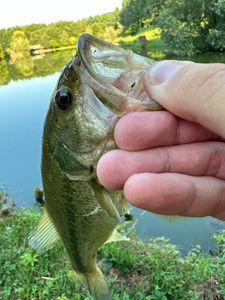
[77,33,127,113]
[78,34,107,84]
[78,33,121,57]
[77,33,128,86]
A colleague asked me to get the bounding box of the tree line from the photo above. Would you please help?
[0,10,121,60]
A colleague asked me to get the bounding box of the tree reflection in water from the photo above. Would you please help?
[0,49,75,86]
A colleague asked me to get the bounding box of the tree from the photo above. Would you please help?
[69,36,77,46]
[119,0,170,33]
[49,39,60,48]
[0,60,9,85]
[120,0,145,33]
[8,30,30,59]
[59,30,70,47]
[157,0,225,55]
[7,31,33,77]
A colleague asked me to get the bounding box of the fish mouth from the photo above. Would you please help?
[77,33,161,113]
[78,33,145,85]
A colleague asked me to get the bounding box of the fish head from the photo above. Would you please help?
[43,34,161,170]
[43,53,117,171]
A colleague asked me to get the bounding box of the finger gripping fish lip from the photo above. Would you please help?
[77,33,161,114]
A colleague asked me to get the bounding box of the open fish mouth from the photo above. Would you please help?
[77,33,162,114]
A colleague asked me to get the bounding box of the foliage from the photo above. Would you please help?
[0,49,74,86]
[49,39,60,49]
[86,11,123,43]
[0,210,225,299]
[120,0,146,33]
[7,31,30,59]
[0,59,9,85]
[0,186,15,209]
[0,186,16,219]
[156,0,225,55]
[119,0,225,55]
[119,0,170,33]
[118,27,165,60]
[0,11,121,57]
[0,186,9,207]
[5,30,34,77]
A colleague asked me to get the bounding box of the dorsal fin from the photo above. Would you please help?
[28,208,60,252]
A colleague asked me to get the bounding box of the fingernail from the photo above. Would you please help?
[148,60,188,85]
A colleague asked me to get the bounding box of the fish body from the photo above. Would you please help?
[29,34,161,299]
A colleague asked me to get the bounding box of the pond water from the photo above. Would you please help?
[0,50,225,255]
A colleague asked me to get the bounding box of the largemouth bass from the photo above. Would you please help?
[29,33,162,300]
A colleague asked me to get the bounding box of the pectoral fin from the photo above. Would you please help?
[28,208,60,252]
[104,229,130,245]
[91,180,120,222]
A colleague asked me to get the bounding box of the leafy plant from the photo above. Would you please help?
[0,210,224,299]
[157,0,225,55]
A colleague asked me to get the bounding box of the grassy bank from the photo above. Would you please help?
[0,210,225,300]
[118,27,166,60]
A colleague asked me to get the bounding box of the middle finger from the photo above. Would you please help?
[97,141,225,189]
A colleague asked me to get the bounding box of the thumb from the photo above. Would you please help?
[143,60,225,138]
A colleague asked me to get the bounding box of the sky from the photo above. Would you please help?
[0,0,122,29]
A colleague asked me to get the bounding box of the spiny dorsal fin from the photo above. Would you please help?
[104,229,130,245]
[28,208,60,252]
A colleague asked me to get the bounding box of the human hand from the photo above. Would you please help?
[97,61,225,220]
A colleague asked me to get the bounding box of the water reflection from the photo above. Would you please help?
[10,54,34,77]
[0,49,75,86]
[0,60,9,85]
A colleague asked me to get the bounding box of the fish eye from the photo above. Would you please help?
[55,87,72,111]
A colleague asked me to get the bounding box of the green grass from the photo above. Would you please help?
[117,27,166,60]
[0,210,225,299]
